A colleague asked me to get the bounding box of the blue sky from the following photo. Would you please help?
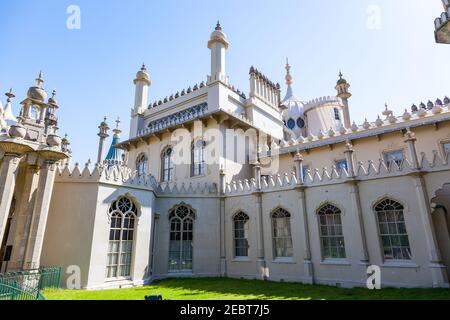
[0,0,449,163]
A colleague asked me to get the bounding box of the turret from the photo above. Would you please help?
[207,22,229,85]
[97,117,110,165]
[130,64,151,138]
[335,71,352,128]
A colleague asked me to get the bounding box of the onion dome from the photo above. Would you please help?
[48,89,58,107]
[134,64,151,85]
[27,71,47,103]
[436,98,443,106]
[104,117,124,167]
[419,102,426,109]
[208,21,229,49]
[427,100,434,109]
[444,96,450,104]
[411,104,418,112]
[336,71,348,85]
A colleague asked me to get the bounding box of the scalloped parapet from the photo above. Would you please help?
[273,96,450,151]
[55,163,219,196]
[225,150,450,196]
[304,96,341,111]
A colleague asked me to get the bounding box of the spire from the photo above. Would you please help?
[105,116,124,167]
[113,117,122,138]
[285,58,293,86]
[3,89,17,127]
[215,21,222,31]
[283,58,297,102]
[35,71,44,88]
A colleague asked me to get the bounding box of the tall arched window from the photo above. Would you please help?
[192,140,206,176]
[375,199,411,260]
[169,205,195,273]
[161,146,174,182]
[318,204,346,259]
[233,212,250,257]
[106,197,138,279]
[272,208,293,258]
[136,153,148,177]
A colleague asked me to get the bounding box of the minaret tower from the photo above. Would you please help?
[97,117,110,165]
[130,64,151,138]
[335,71,352,129]
[207,21,229,85]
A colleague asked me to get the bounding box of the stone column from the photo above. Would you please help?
[405,130,448,287]
[9,158,41,269]
[219,169,227,276]
[253,161,267,279]
[0,154,22,246]
[294,152,314,283]
[404,129,420,170]
[344,142,370,268]
[23,160,57,270]
[413,174,449,287]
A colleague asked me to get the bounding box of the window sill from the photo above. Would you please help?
[190,175,207,180]
[320,259,352,266]
[104,277,132,283]
[272,257,296,264]
[232,257,252,263]
[381,261,418,268]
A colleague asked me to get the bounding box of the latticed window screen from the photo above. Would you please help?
[233,212,250,257]
[162,147,174,182]
[136,153,148,177]
[272,208,293,258]
[106,197,137,279]
[375,199,412,260]
[318,204,346,259]
[192,140,206,176]
[168,205,196,272]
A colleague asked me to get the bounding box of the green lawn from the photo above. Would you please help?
[43,278,450,300]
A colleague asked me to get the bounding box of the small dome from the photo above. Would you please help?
[27,86,47,103]
[134,64,151,84]
[27,72,47,103]
[48,90,58,106]
[336,71,348,86]
[208,22,229,49]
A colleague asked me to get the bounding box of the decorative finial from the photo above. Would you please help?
[141,63,146,71]
[285,58,293,86]
[36,71,44,87]
[5,88,15,102]
[339,70,343,79]
[215,21,222,31]
[115,116,121,129]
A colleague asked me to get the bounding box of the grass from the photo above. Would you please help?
[43,278,450,300]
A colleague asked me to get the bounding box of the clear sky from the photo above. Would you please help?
[0,0,449,163]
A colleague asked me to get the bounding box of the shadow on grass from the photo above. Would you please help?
[152,278,450,300]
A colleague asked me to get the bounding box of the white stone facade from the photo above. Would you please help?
[1,23,450,290]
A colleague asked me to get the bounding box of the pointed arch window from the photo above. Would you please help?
[233,212,250,257]
[169,205,196,272]
[272,208,293,258]
[375,199,412,260]
[318,204,346,259]
[192,140,206,177]
[161,146,174,182]
[136,153,148,177]
[106,197,137,279]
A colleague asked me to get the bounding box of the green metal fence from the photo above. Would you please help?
[0,267,62,300]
